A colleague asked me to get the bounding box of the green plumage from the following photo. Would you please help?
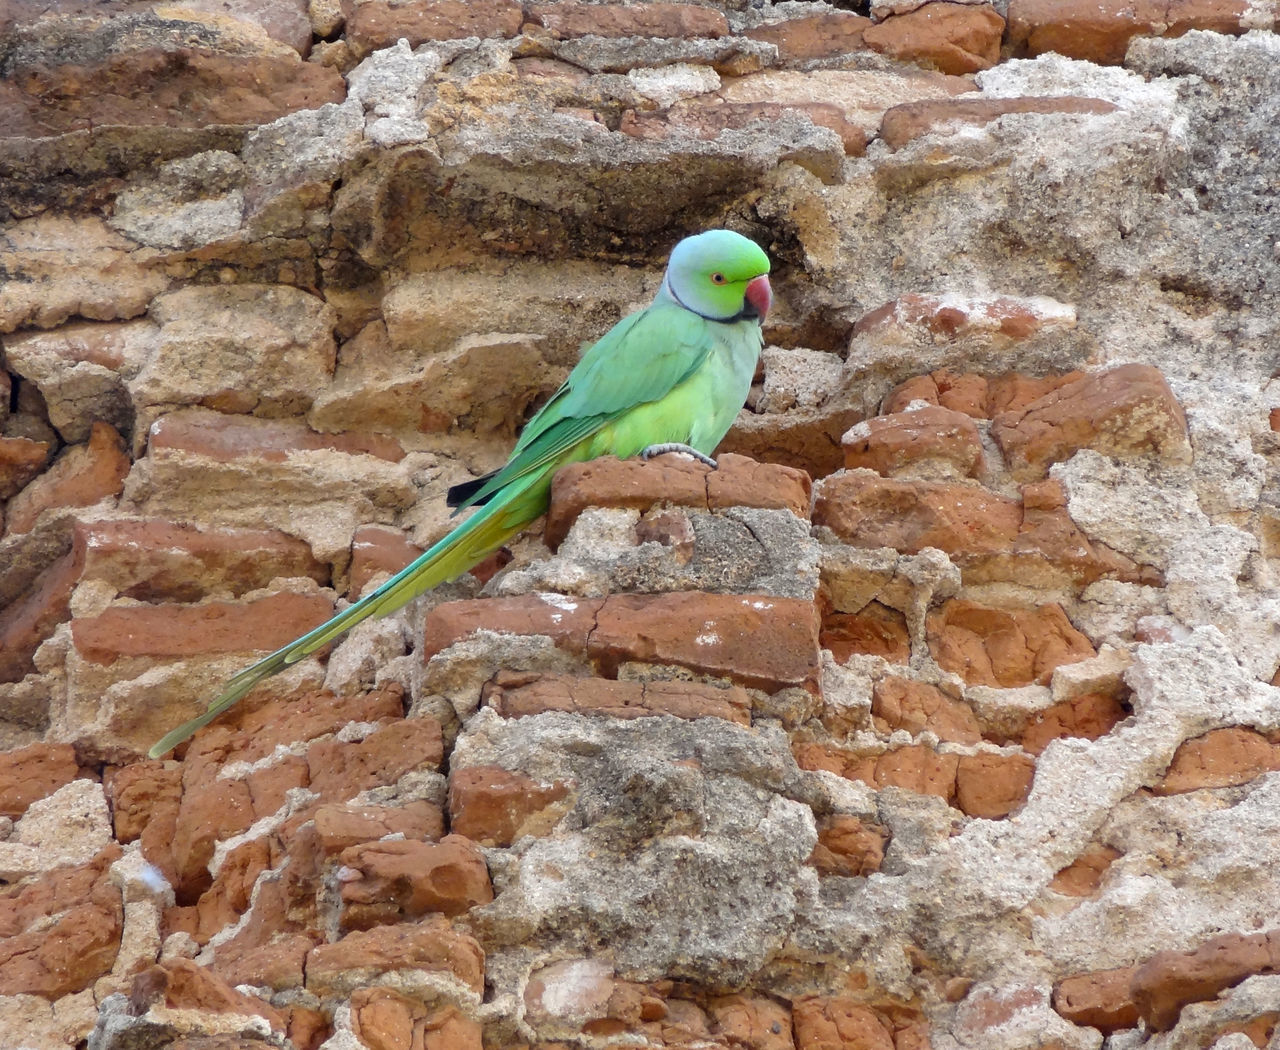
[149,229,771,758]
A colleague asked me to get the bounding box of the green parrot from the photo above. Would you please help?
[149,229,772,757]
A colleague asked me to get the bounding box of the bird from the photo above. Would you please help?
[149,229,772,758]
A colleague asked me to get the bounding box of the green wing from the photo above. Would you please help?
[455,302,712,509]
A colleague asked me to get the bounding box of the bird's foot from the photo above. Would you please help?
[640,443,718,469]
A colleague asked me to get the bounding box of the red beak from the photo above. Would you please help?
[745,274,772,321]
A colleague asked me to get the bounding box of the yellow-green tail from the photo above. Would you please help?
[148,479,542,758]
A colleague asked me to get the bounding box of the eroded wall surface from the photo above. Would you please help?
[1,1,1279,1048]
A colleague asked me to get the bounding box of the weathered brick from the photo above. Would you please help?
[871,677,982,744]
[0,435,51,499]
[880,94,1118,149]
[990,363,1191,480]
[345,0,523,57]
[530,1,728,38]
[843,404,985,478]
[0,547,81,682]
[484,671,753,726]
[4,422,129,537]
[1154,727,1280,795]
[350,990,483,1050]
[821,603,911,665]
[793,996,896,1050]
[590,592,822,694]
[0,742,81,820]
[339,834,494,927]
[449,765,570,848]
[863,2,1005,75]
[1049,843,1121,897]
[809,815,889,877]
[306,916,485,995]
[546,452,811,550]
[926,600,1096,687]
[0,845,123,998]
[149,411,404,464]
[75,518,327,602]
[1019,691,1128,755]
[70,590,335,664]
[744,12,871,62]
[1053,967,1141,1033]
[306,717,444,802]
[1130,931,1280,1031]
[954,751,1036,818]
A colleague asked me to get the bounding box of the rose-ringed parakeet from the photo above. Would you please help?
[149,229,772,757]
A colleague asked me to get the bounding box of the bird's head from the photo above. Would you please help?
[662,229,772,323]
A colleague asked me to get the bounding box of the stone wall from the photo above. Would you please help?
[2,0,1279,1047]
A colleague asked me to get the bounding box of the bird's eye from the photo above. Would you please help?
[711,272,727,285]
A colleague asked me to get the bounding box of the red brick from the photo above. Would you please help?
[1,31,345,138]
[821,603,911,664]
[926,599,1096,687]
[70,590,335,664]
[306,916,485,995]
[1049,843,1121,897]
[0,846,123,998]
[348,525,423,599]
[212,932,317,993]
[863,2,1005,75]
[149,412,404,463]
[310,800,446,856]
[350,990,483,1050]
[793,997,896,1050]
[987,371,1086,415]
[881,93,1119,151]
[0,742,81,820]
[106,759,181,843]
[809,815,889,877]
[1154,727,1280,795]
[545,452,811,550]
[871,677,981,744]
[1007,0,1247,63]
[530,0,728,38]
[853,294,1074,344]
[422,592,603,662]
[1053,967,1141,1033]
[990,363,1190,479]
[130,959,285,1030]
[307,717,444,802]
[883,369,991,417]
[4,421,129,537]
[345,0,523,57]
[954,751,1035,818]
[426,590,821,695]
[0,546,81,682]
[1130,931,1280,1032]
[1020,691,1128,755]
[813,472,1023,562]
[172,770,255,896]
[187,688,406,766]
[339,834,494,927]
[590,592,822,694]
[843,404,984,477]
[873,745,959,800]
[745,12,871,61]
[449,765,570,848]
[194,838,274,942]
[484,671,753,725]
[707,995,794,1050]
[0,435,50,499]
[75,518,327,603]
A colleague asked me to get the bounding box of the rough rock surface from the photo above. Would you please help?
[1,3,1279,1049]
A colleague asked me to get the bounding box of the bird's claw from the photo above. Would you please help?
[640,443,718,469]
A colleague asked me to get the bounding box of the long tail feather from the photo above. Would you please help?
[148,480,542,758]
